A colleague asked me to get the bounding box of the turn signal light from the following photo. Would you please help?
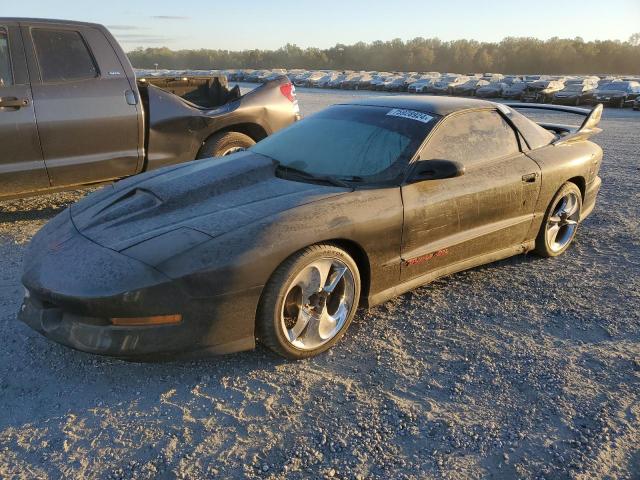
[110,314,182,326]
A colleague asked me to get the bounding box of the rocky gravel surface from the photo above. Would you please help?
[0,89,638,479]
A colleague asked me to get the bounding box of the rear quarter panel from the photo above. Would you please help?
[524,139,603,239]
[145,79,297,171]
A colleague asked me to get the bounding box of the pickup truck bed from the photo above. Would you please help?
[138,75,241,109]
[0,18,299,200]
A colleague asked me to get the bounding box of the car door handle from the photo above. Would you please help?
[522,173,538,183]
[0,97,30,109]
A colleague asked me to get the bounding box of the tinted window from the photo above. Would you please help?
[32,29,97,83]
[252,105,437,183]
[421,110,520,166]
[600,82,629,91]
[0,29,11,87]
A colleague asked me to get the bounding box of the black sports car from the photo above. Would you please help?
[589,81,640,108]
[552,84,596,106]
[19,97,604,360]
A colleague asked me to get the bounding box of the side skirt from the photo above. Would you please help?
[366,241,535,308]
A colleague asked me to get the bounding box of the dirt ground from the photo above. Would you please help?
[0,89,639,480]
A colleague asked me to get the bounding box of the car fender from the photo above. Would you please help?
[155,187,404,307]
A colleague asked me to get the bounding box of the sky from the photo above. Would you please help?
[4,0,639,51]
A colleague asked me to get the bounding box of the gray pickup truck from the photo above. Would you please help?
[0,18,299,200]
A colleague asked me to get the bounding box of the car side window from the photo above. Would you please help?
[32,28,98,83]
[420,110,520,167]
[504,107,555,149]
[0,28,12,87]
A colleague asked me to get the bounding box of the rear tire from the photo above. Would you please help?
[534,182,582,258]
[196,131,255,159]
[256,244,361,360]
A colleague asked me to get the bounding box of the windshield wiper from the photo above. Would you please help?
[275,164,353,188]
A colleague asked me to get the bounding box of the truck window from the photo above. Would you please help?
[0,29,12,87]
[32,28,98,83]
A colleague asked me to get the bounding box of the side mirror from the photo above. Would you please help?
[410,159,465,182]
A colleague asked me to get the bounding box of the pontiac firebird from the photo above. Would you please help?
[19,97,604,360]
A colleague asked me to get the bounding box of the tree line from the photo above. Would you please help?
[127,34,640,75]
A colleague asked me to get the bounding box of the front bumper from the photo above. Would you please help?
[552,96,580,105]
[19,286,258,358]
[19,209,260,358]
[590,96,625,106]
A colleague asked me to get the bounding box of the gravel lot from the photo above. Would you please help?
[1,88,639,480]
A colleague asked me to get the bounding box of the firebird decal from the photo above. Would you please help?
[403,248,449,266]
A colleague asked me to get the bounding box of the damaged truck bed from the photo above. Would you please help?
[0,18,300,200]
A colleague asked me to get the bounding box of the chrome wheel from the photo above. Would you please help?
[546,192,580,253]
[280,257,355,351]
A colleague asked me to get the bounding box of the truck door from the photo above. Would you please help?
[21,22,141,187]
[0,23,50,198]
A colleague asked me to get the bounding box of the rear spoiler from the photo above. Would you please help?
[503,103,603,144]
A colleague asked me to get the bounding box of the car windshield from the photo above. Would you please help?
[251,105,438,184]
[564,84,584,91]
[600,82,629,90]
[533,81,550,87]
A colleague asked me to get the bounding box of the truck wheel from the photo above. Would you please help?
[197,131,255,159]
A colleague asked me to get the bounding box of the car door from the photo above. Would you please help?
[400,108,541,282]
[0,23,50,198]
[22,22,141,187]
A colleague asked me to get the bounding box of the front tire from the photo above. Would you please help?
[196,131,255,159]
[534,182,582,257]
[256,244,361,359]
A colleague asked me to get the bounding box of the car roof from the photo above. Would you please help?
[0,17,103,28]
[342,95,496,116]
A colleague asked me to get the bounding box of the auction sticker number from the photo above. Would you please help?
[386,108,434,124]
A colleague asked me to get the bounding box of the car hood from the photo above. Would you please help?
[70,152,345,252]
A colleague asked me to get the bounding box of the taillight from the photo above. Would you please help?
[280,82,296,102]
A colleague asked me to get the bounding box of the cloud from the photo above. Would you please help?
[106,25,141,31]
[149,15,190,20]
[114,33,175,44]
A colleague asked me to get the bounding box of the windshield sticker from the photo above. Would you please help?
[386,108,434,124]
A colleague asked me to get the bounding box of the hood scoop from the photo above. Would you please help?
[80,188,163,231]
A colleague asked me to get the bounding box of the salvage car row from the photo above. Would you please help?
[210,69,640,108]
